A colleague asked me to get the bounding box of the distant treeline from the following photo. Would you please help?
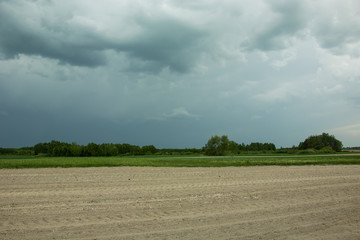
[0,147,33,156]
[343,147,360,150]
[32,141,183,157]
[203,133,343,155]
[0,140,277,157]
[34,141,158,157]
[0,133,344,156]
[203,135,276,156]
[0,141,202,157]
[238,142,276,152]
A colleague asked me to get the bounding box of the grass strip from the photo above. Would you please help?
[0,155,360,169]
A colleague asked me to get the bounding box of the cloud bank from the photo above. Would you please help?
[1,0,360,148]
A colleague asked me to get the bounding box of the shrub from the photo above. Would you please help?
[297,149,317,154]
[319,146,335,154]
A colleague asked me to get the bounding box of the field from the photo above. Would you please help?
[1,165,359,239]
[1,153,360,168]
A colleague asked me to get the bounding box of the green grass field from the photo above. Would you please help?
[1,154,360,168]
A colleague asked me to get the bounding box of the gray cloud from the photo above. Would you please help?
[309,1,360,57]
[0,3,109,67]
[116,16,207,73]
[1,0,360,148]
[245,1,306,51]
[0,1,208,72]
[148,107,200,121]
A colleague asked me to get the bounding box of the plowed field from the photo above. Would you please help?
[1,165,359,239]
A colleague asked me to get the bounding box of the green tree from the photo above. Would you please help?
[99,144,118,156]
[228,141,239,154]
[142,145,157,154]
[108,145,119,156]
[115,143,141,155]
[204,135,229,156]
[84,143,100,156]
[34,142,49,155]
[238,143,246,152]
[299,133,342,152]
[70,142,82,156]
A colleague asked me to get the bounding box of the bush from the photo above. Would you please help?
[319,146,335,154]
[297,149,317,154]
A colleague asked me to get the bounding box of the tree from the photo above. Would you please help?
[108,145,119,156]
[34,142,49,155]
[142,145,157,154]
[84,143,100,156]
[299,133,342,152]
[70,142,83,156]
[238,143,246,152]
[228,141,239,154]
[99,144,119,156]
[204,135,229,156]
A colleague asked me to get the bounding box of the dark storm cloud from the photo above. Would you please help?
[1,0,360,148]
[117,16,207,73]
[0,5,109,67]
[0,1,207,72]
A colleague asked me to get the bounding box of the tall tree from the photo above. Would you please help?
[204,135,229,156]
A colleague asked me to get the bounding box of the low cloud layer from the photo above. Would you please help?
[1,0,360,148]
[0,0,209,72]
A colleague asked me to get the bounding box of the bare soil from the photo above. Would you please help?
[1,165,359,239]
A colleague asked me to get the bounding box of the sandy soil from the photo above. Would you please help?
[1,165,359,240]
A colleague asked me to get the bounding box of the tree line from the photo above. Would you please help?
[203,135,276,156]
[0,133,343,156]
[203,133,343,155]
[0,141,202,156]
[33,141,158,157]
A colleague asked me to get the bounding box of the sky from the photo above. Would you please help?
[1,0,360,149]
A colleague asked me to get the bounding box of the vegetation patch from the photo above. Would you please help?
[0,154,359,169]
[1,132,358,168]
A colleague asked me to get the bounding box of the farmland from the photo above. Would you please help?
[0,153,360,168]
[1,165,359,239]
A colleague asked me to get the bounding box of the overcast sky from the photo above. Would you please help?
[1,0,360,148]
